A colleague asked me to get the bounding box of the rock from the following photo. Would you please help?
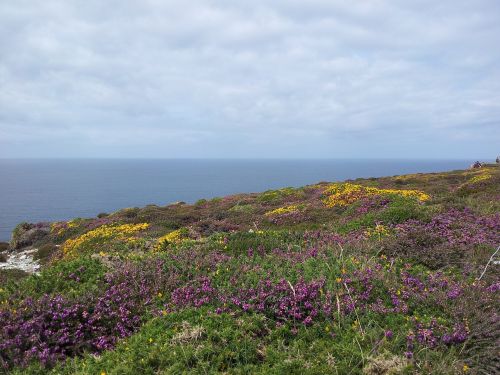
[470,161,483,169]
[0,248,40,274]
[10,222,51,250]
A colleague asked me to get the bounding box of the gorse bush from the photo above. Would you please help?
[322,183,430,208]
[1,165,499,374]
[62,223,150,257]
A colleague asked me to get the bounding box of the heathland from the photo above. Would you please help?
[0,165,499,374]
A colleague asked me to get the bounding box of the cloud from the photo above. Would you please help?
[0,0,499,158]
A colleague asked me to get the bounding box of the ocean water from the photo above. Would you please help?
[0,159,471,241]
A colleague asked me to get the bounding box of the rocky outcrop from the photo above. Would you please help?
[470,161,483,169]
[10,222,51,250]
[0,248,40,273]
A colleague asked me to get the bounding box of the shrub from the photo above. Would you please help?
[33,244,58,264]
[257,187,302,203]
[228,203,254,214]
[62,223,150,257]
[2,258,108,300]
[380,230,449,269]
[0,259,164,370]
[155,228,190,251]
[322,183,430,208]
[208,230,304,256]
[0,269,29,284]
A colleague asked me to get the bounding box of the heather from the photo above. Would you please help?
[1,165,499,374]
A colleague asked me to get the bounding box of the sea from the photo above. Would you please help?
[0,159,473,241]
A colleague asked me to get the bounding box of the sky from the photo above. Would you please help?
[0,0,499,159]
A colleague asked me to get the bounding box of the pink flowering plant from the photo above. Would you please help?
[1,165,499,374]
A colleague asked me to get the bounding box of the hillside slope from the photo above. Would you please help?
[1,165,499,374]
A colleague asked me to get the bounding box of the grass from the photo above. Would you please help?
[1,165,499,374]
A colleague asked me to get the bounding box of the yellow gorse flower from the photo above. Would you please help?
[322,183,430,208]
[62,223,149,256]
[264,205,300,217]
[458,168,494,190]
[468,171,493,184]
[155,228,189,251]
[364,224,390,239]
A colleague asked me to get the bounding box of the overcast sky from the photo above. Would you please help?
[0,1,499,159]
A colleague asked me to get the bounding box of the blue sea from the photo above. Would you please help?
[0,159,472,241]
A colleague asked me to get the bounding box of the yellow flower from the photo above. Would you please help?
[101,372,106,375]
[364,224,390,239]
[469,172,492,184]
[322,183,429,208]
[157,292,163,298]
[62,223,149,256]
[463,364,470,372]
[265,205,300,217]
[149,338,153,343]
[325,326,330,332]
[155,228,188,251]
[336,277,342,283]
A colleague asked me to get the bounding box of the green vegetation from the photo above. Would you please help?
[1,165,499,374]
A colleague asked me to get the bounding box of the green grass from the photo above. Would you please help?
[2,165,499,374]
